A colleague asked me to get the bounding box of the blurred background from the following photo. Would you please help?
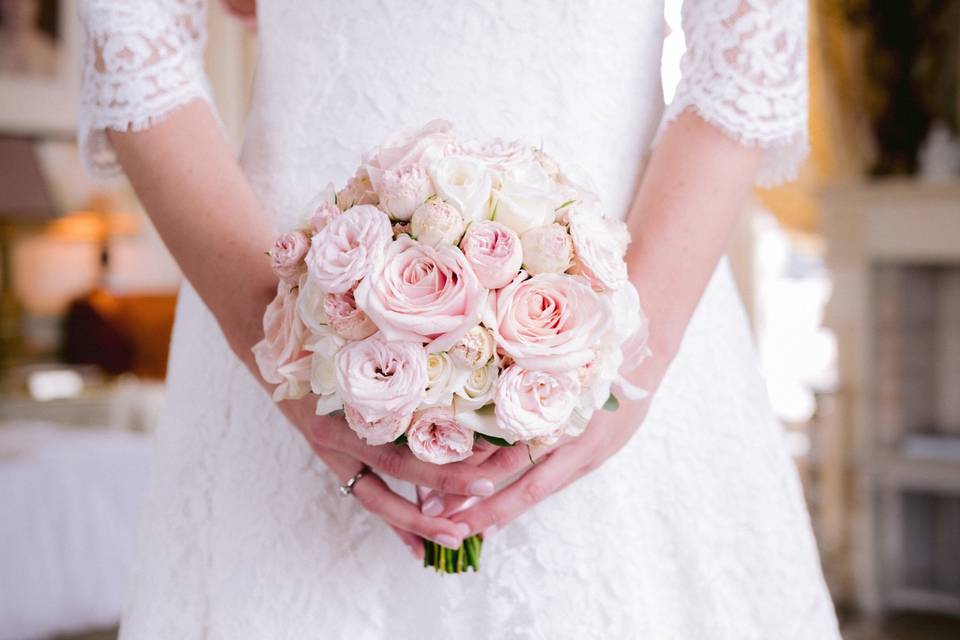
[0,1,958,638]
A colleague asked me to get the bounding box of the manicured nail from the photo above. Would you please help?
[468,479,495,497]
[434,534,461,548]
[421,497,443,517]
[482,525,497,540]
[455,522,471,538]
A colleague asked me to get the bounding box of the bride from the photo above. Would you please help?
[78,0,840,637]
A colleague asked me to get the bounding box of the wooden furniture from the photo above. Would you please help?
[822,179,960,616]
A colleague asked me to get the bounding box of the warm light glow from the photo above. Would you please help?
[47,210,141,242]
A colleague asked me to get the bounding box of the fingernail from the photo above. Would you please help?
[434,534,461,548]
[421,497,443,517]
[482,525,497,540]
[468,479,495,497]
[455,522,471,537]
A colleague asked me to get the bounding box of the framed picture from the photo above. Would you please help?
[0,0,80,136]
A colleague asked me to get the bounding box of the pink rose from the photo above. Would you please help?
[333,333,427,423]
[406,407,474,464]
[336,168,379,210]
[448,325,495,369]
[354,235,486,352]
[322,289,377,340]
[459,220,523,289]
[269,231,309,284]
[305,204,392,294]
[491,272,611,371]
[362,120,458,195]
[494,365,581,441]
[252,281,308,387]
[311,201,340,233]
[343,404,412,446]
[377,165,434,221]
[461,136,534,171]
[567,208,630,290]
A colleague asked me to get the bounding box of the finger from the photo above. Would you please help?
[473,437,567,483]
[451,444,588,536]
[418,438,500,516]
[320,422,496,497]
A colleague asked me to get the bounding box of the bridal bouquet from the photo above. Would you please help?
[254,120,649,573]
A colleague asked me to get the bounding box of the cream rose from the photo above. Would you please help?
[354,235,486,352]
[422,351,468,407]
[272,354,313,402]
[494,365,581,441]
[252,281,308,386]
[453,361,498,411]
[336,167,379,210]
[269,231,309,284]
[322,289,377,340]
[448,325,495,369]
[492,160,558,234]
[567,208,630,290]
[333,333,428,423]
[305,204,392,294]
[459,220,523,290]
[429,155,493,222]
[296,273,327,334]
[406,407,475,465]
[343,404,412,446]
[520,223,573,275]
[377,165,434,221]
[491,272,611,371]
[306,325,345,400]
[410,199,466,247]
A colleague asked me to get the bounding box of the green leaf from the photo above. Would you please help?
[602,394,620,412]
[478,432,515,448]
[325,409,345,417]
[393,434,408,445]
[555,199,577,211]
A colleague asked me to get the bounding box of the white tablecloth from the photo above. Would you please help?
[0,421,153,640]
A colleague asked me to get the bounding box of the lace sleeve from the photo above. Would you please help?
[77,0,215,179]
[659,0,809,187]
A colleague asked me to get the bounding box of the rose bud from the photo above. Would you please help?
[520,223,573,275]
[448,325,495,369]
[269,231,310,284]
[378,165,434,221]
[459,220,523,290]
[410,199,466,247]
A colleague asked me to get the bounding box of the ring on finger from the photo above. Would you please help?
[339,465,372,497]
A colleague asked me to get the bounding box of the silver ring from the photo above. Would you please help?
[339,466,370,497]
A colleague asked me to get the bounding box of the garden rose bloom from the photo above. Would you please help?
[461,137,533,173]
[252,281,308,386]
[520,223,573,275]
[429,155,493,222]
[410,199,465,247]
[406,407,474,464]
[494,365,581,440]
[453,362,498,411]
[305,204,392,294]
[272,355,313,401]
[363,119,457,194]
[491,272,611,371]
[567,208,630,290]
[311,201,340,232]
[322,289,377,340]
[377,165,434,221]
[459,220,523,289]
[343,404,412,446]
[422,351,467,407]
[448,325,495,369]
[333,334,427,423]
[336,167,378,210]
[492,160,557,234]
[269,231,309,284]
[354,235,486,352]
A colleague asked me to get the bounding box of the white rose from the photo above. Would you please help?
[306,325,346,398]
[448,325,495,369]
[422,351,468,407]
[429,155,493,222]
[520,223,573,275]
[492,160,558,234]
[410,199,466,247]
[296,272,327,334]
[567,207,630,290]
[377,165,435,221]
[272,355,313,402]
[453,361,498,411]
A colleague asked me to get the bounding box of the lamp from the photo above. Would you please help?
[0,136,57,365]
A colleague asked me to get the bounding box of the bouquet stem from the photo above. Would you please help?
[423,534,483,573]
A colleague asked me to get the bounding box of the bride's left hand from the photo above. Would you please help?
[447,394,652,537]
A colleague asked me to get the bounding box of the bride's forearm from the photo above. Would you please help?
[625,110,762,379]
[107,99,276,373]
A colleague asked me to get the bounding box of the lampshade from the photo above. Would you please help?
[0,136,57,223]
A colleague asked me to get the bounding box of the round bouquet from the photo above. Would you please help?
[254,120,649,572]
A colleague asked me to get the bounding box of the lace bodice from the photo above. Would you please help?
[78,0,809,187]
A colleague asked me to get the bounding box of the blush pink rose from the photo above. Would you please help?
[354,235,486,352]
[269,231,309,284]
[491,272,611,371]
[377,165,434,221]
[343,404,412,446]
[305,204,392,294]
[494,365,581,441]
[333,333,427,423]
[252,281,308,386]
[362,119,458,195]
[459,220,523,290]
[310,201,340,233]
[406,407,474,464]
[322,289,377,340]
[336,167,379,210]
[567,208,630,291]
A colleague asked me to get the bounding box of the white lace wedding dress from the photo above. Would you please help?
[78,1,840,638]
